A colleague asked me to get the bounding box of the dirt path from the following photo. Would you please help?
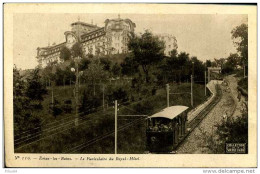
[176,75,239,154]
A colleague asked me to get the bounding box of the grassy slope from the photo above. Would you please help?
[16,82,210,153]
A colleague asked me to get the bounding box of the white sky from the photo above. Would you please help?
[13,13,247,69]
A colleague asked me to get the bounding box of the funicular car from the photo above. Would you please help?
[146,105,189,153]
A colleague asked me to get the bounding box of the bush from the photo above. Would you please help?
[107,86,129,103]
[201,109,248,153]
[49,99,63,118]
[238,77,248,90]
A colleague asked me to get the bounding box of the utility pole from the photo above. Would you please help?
[208,69,210,83]
[51,81,54,108]
[192,62,194,79]
[166,84,170,107]
[75,57,79,127]
[191,75,193,107]
[114,100,118,154]
[205,71,207,96]
[74,17,81,127]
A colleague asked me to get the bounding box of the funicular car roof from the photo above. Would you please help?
[149,105,189,120]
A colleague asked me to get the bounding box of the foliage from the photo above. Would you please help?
[60,46,71,61]
[222,53,239,74]
[120,56,139,76]
[214,58,226,69]
[83,59,109,85]
[100,57,112,71]
[107,86,129,103]
[231,23,248,65]
[202,109,248,153]
[49,98,63,118]
[238,77,248,91]
[79,89,101,116]
[79,58,91,71]
[71,42,85,58]
[13,67,46,146]
[111,63,121,77]
[128,30,165,83]
[159,49,205,83]
[23,68,47,101]
[206,60,212,67]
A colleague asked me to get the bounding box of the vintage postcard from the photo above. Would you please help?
[4,3,257,167]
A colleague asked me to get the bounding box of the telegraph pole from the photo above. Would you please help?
[75,57,79,127]
[205,71,207,96]
[192,62,194,79]
[114,100,118,154]
[191,75,193,107]
[51,81,54,109]
[166,84,170,107]
[74,16,81,127]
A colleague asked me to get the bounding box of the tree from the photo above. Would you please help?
[13,67,44,146]
[83,59,109,95]
[26,68,47,101]
[174,52,190,82]
[227,53,239,70]
[100,57,112,71]
[111,63,121,77]
[121,56,139,76]
[128,30,165,83]
[79,57,91,71]
[60,46,71,61]
[206,60,212,68]
[231,23,248,65]
[160,49,179,83]
[221,53,240,74]
[71,42,84,58]
[214,58,226,69]
[79,89,101,115]
[191,56,204,82]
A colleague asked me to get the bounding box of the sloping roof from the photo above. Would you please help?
[149,105,189,119]
[71,21,100,28]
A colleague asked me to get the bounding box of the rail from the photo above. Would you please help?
[174,83,223,150]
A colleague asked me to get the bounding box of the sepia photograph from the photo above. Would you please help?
[4,3,257,167]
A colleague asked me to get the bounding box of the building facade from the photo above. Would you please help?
[157,34,178,57]
[36,16,177,67]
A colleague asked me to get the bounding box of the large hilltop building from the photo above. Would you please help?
[36,16,177,67]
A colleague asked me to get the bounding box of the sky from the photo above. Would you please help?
[13,13,247,69]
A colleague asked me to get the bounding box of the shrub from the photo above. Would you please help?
[49,99,63,118]
[107,86,129,103]
[238,77,248,90]
[201,109,248,153]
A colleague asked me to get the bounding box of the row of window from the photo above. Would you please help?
[82,36,106,46]
[82,31,104,41]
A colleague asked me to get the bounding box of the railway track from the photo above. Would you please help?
[174,83,223,150]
